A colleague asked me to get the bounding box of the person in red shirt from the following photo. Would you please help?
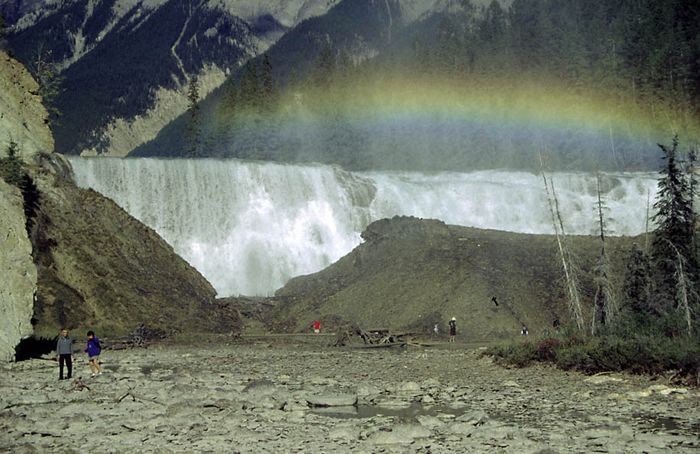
[313,320,321,334]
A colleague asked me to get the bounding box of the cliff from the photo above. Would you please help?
[0,178,36,361]
[0,51,54,158]
[27,161,224,336]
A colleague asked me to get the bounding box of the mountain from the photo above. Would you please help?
[135,0,700,172]
[5,0,334,156]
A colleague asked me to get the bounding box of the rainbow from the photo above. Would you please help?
[287,75,697,139]
[214,74,700,170]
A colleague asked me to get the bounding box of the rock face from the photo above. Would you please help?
[0,52,229,356]
[25,163,226,336]
[0,178,36,362]
[272,216,634,338]
[0,51,54,158]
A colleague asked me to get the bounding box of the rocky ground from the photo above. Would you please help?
[1,338,698,453]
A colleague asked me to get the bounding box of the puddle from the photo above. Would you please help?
[633,413,699,434]
[311,402,466,420]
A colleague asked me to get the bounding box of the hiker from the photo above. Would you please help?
[56,328,74,380]
[85,330,102,377]
[553,319,561,331]
[313,320,321,334]
[521,325,529,336]
[433,323,439,336]
[448,317,457,343]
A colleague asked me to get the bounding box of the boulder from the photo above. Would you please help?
[0,179,36,361]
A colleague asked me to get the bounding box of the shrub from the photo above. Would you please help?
[486,341,538,368]
[535,338,561,362]
[486,334,700,384]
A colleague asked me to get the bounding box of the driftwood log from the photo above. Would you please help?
[334,326,413,348]
[103,324,167,350]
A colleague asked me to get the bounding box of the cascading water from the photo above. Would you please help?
[68,157,657,296]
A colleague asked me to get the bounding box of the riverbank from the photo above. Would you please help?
[1,340,698,452]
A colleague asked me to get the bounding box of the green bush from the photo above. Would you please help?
[487,341,538,368]
[485,334,700,383]
[0,141,24,187]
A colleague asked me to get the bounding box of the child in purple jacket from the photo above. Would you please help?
[85,331,102,377]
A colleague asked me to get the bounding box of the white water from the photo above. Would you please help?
[68,158,658,296]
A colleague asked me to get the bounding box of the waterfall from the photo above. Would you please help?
[68,157,657,296]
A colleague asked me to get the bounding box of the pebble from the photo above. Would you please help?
[0,344,697,453]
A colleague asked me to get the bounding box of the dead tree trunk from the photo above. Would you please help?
[591,173,617,335]
[541,169,584,331]
[666,240,693,337]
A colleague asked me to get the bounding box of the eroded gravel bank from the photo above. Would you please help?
[1,341,698,453]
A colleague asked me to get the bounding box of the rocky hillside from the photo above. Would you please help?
[25,157,227,336]
[0,49,50,362]
[0,49,237,360]
[270,216,635,340]
[0,51,53,158]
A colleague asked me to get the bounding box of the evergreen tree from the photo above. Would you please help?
[621,243,653,316]
[313,43,335,89]
[1,140,24,187]
[185,74,201,157]
[240,62,260,108]
[31,43,63,129]
[650,136,697,315]
[259,54,275,111]
[0,14,8,50]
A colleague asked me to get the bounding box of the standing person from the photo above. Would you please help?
[85,331,102,377]
[448,317,457,343]
[56,328,74,380]
[433,323,439,337]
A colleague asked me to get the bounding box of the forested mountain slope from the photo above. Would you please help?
[5,0,333,156]
[136,0,700,172]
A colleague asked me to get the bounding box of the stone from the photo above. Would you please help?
[584,375,624,384]
[356,383,381,398]
[653,385,688,396]
[367,424,431,445]
[328,426,359,441]
[445,422,476,436]
[242,379,278,397]
[306,393,358,407]
[456,410,489,426]
[421,378,441,389]
[0,179,36,362]
[397,381,421,394]
[416,415,444,429]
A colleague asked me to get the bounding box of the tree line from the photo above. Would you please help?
[193,0,699,171]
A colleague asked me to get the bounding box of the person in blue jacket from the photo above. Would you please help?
[85,330,102,377]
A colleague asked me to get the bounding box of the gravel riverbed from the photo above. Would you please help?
[1,340,698,453]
